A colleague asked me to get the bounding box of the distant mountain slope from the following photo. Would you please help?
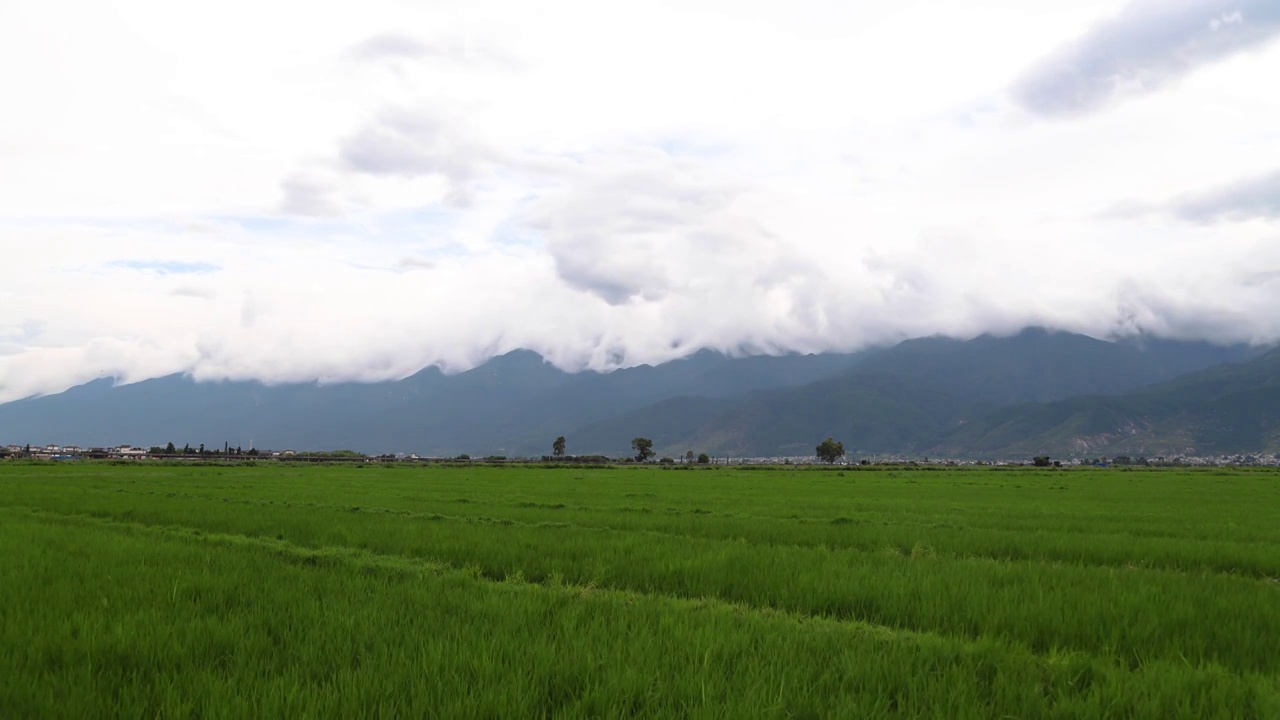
[569,329,1255,458]
[566,396,734,459]
[0,329,1260,458]
[930,348,1280,458]
[587,373,982,459]
[848,328,1251,404]
[0,349,863,455]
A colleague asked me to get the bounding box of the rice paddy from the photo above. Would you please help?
[2,462,1278,717]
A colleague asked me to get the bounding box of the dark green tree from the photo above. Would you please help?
[552,436,566,459]
[631,437,655,463]
[697,453,710,464]
[165,441,176,454]
[815,437,845,464]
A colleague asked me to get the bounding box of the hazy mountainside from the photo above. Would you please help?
[929,348,1280,458]
[0,350,863,456]
[0,328,1263,458]
[569,329,1255,457]
[573,373,980,458]
[845,329,1251,404]
[565,397,735,459]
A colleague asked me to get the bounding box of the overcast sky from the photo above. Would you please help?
[2,0,1279,401]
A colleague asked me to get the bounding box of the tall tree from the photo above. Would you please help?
[631,437,655,463]
[815,437,845,464]
[552,436,566,459]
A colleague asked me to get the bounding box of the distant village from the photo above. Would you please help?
[2,442,1279,467]
[2,443,304,461]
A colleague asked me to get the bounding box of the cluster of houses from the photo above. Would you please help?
[1,444,303,460]
[2,444,147,460]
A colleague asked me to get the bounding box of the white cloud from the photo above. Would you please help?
[1012,0,1280,117]
[1171,169,1280,222]
[1,0,1279,403]
[279,173,346,217]
[347,32,520,68]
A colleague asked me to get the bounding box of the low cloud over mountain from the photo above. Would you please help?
[2,1,1279,402]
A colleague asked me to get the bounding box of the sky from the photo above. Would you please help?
[2,0,1279,402]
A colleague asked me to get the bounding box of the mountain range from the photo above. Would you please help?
[1,328,1275,459]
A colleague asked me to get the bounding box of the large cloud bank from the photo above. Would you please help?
[2,0,1279,402]
[1013,0,1280,117]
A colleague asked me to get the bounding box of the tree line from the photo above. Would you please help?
[146,442,263,456]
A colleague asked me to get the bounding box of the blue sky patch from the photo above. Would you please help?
[108,260,221,275]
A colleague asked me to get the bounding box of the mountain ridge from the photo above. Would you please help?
[569,329,1258,458]
[0,347,865,455]
[928,347,1280,458]
[0,329,1268,459]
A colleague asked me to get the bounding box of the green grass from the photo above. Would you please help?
[2,462,1279,717]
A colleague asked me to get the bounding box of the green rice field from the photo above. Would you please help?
[2,462,1279,718]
